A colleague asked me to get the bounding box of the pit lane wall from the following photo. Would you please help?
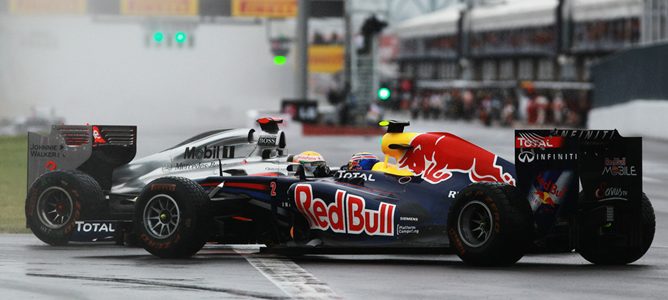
[590,42,668,140]
[589,100,668,140]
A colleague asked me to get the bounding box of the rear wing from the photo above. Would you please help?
[514,129,642,229]
[28,125,137,190]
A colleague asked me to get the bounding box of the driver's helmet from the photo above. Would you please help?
[347,152,379,171]
[292,151,327,173]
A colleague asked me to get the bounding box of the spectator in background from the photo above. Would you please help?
[526,96,538,125]
[330,32,343,44]
[400,93,411,111]
[490,93,502,122]
[552,92,566,125]
[462,90,475,120]
[442,91,452,119]
[479,94,493,126]
[313,31,326,44]
[366,102,383,125]
[449,89,463,119]
[501,98,515,127]
[420,92,431,119]
[410,97,420,119]
[429,92,444,119]
[535,94,549,125]
[393,86,588,128]
[578,91,592,127]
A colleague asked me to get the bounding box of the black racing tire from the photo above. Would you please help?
[25,170,104,246]
[447,182,533,266]
[578,193,655,265]
[134,177,211,258]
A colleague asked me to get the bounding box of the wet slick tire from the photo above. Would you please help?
[578,193,655,265]
[447,182,533,266]
[25,170,104,246]
[135,177,210,258]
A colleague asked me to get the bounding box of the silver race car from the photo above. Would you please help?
[25,117,289,245]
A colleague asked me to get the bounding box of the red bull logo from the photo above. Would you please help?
[534,191,556,206]
[398,133,515,185]
[294,184,395,236]
[534,173,566,207]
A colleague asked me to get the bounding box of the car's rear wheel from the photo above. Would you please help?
[135,177,211,258]
[25,170,104,246]
[447,182,533,266]
[578,193,655,265]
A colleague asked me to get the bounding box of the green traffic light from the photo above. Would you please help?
[153,31,165,43]
[377,87,391,101]
[175,31,187,44]
[274,55,287,65]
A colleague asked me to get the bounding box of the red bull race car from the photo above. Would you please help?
[131,121,654,266]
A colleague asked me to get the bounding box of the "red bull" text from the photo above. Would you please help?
[398,133,515,185]
[294,184,396,236]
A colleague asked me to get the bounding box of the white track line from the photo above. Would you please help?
[235,249,341,299]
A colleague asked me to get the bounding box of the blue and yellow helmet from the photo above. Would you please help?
[347,152,379,171]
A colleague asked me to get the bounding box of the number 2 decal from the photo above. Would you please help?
[270,181,277,196]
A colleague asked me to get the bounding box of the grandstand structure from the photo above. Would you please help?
[642,0,668,44]
[393,0,642,95]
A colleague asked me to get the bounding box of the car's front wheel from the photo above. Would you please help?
[134,177,211,258]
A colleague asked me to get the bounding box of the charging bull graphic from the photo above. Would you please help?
[398,133,516,185]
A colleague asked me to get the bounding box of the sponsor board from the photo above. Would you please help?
[594,183,629,202]
[264,166,288,172]
[515,133,563,149]
[294,184,395,236]
[232,0,297,18]
[335,171,376,182]
[183,145,235,160]
[257,135,277,146]
[75,221,116,233]
[150,183,176,191]
[552,129,617,140]
[515,131,580,164]
[397,225,419,235]
[9,0,86,15]
[30,144,65,158]
[163,161,218,172]
[517,148,577,163]
[309,45,345,74]
[602,157,637,177]
[121,0,199,16]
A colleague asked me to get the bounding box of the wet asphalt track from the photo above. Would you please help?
[2,120,667,299]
